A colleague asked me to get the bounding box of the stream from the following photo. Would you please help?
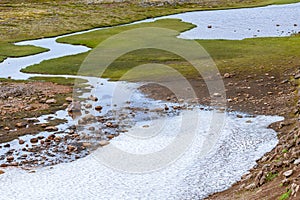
[0,2,298,200]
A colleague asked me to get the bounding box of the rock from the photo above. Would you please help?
[0,170,4,175]
[82,142,92,148]
[245,183,256,190]
[67,101,81,113]
[18,139,25,145]
[223,73,231,78]
[4,127,9,131]
[30,138,38,143]
[291,183,300,197]
[6,156,14,161]
[45,126,58,132]
[95,106,103,111]
[0,163,7,167]
[67,145,76,152]
[207,25,212,28]
[65,97,73,102]
[213,93,221,97]
[99,140,110,146]
[294,158,300,165]
[45,99,57,104]
[3,144,10,148]
[88,95,98,102]
[107,134,114,139]
[85,103,92,109]
[15,122,26,128]
[295,73,300,79]
[283,169,293,178]
[281,178,290,186]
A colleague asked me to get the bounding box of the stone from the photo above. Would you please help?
[67,145,76,152]
[6,156,14,161]
[65,97,73,102]
[88,95,98,102]
[0,170,4,175]
[223,73,231,78]
[85,103,92,109]
[99,140,110,146]
[0,163,7,167]
[95,106,103,111]
[245,183,256,190]
[294,158,300,165]
[30,138,38,143]
[82,142,92,148]
[45,126,58,132]
[67,101,81,112]
[16,122,26,128]
[295,73,300,79]
[213,93,221,97]
[283,169,293,178]
[18,139,25,145]
[45,99,57,104]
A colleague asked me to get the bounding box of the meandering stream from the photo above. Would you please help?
[0,2,298,199]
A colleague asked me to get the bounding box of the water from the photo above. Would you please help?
[0,2,295,199]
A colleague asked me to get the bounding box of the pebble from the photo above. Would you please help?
[65,97,73,102]
[95,106,103,111]
[6,156,14,161]
[99,140,110,146]
[30,138,38,143]
[293,158,300,165]
[283,169,293,178]
[45,99,57,104]
[45,126,58,132]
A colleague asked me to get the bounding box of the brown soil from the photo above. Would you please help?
[0,81,72,143]
[139,67,300,199]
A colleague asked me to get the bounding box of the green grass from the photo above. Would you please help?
[0,42,48,62]
[1,0,299,66]
[22,18,300,82]
[279,189,292,200]
[28,77,88,86]
[266,172,278,182]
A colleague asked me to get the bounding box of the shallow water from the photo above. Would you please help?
[0,2,295,199]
